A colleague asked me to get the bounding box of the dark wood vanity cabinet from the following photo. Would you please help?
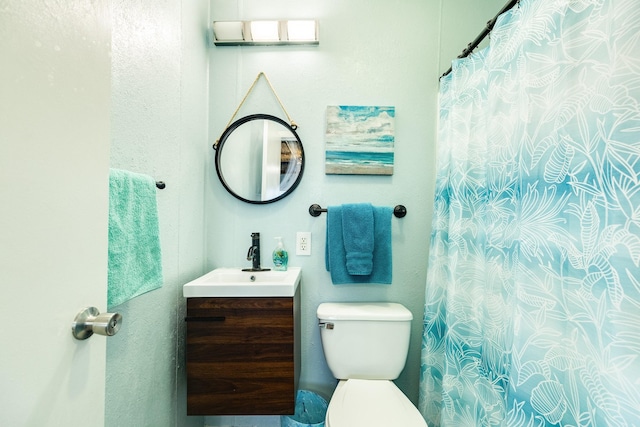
[185,289,300,415]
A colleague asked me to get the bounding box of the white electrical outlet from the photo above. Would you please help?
[296,231,311,256]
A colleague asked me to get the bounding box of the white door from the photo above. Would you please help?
[0,2,111,426]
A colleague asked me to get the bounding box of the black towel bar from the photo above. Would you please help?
[309,204,407,218]
[156,181,166,189]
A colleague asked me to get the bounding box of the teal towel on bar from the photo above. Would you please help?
[325,205,392,285]
[108,169,163,309]
[342,203,374,275]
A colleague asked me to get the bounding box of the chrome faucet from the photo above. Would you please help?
[243,232,270,272]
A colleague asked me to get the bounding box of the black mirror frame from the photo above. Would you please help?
[214,114,305,204]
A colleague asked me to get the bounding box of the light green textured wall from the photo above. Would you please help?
[206,1,435,426]
[102,0,509,425]
[107,0,209,426]
[206,1,506,426]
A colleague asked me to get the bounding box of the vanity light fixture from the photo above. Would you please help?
[212,20,319,46]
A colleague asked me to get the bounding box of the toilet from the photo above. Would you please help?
[317,302,428,427]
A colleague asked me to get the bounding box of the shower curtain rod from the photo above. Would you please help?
[441,0,519,78]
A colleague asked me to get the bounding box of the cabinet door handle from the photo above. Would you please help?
[184,316,226,322]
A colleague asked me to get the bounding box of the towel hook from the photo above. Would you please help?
[309,204,407,218]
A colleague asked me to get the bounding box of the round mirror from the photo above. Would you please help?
[214,114,305,204]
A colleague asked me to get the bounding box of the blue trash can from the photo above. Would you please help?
[281,390,328,427]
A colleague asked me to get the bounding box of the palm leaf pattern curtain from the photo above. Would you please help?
[420,0,640,425]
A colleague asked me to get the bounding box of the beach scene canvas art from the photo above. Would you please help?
[325,105,395,175]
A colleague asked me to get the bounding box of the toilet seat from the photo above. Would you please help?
[325,379,428,427]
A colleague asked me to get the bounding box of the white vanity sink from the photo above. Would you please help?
[182,267,301,298]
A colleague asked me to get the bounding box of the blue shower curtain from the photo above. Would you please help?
[420,0,640,426]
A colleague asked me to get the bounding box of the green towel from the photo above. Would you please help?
[108,169,163,308]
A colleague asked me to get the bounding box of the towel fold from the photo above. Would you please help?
[343,203,374,275]
[108,168,163,308]
[325,204,393,285]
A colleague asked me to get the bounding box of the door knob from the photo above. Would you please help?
[72,307,122,340]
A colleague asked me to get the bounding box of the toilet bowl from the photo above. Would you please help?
[325,379,426,427]
[317,302,427,427]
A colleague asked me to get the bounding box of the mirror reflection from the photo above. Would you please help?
[215,114,305,204]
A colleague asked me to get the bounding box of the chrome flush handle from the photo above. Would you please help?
[318,322,334,330]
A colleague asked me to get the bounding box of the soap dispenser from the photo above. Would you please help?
[272,237,289,271]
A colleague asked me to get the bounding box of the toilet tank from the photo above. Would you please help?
[317,302,413,380]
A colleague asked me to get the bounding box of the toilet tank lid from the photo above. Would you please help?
[317,302,412,321]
